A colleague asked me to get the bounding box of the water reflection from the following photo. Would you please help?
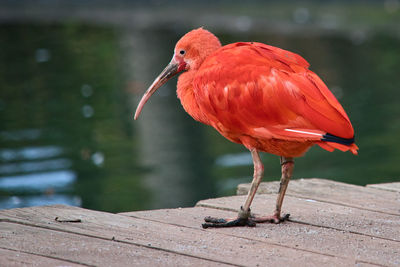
[0,195,81,210]
[215,153,253,168]
[0,145,63,161]
[0,170,76,191]
[1,5,399,212]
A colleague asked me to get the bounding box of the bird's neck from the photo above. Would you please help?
[177,71,210,125]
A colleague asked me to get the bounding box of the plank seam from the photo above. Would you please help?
[200,192,400,217]
[195,203,400,243]
[0,219,243,267]
[286,192,400,217]
[290,219,400,243]
[124,214,381,266]
[238,180,400,216]
[0,246,94,267]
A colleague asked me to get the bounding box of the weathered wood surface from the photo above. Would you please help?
[237,178,400,215]
[0,179,399,266]
[367,182,400,193]
[0,247,84,267]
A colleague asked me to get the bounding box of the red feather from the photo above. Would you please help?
[192,42,357,157]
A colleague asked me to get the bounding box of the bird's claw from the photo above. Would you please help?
[279,213,291,222]
[202,216,256,228]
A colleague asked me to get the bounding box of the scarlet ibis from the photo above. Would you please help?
[135,28,358,228]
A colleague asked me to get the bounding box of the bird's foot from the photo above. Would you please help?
[201,206,291,228]
[202,206,256,228]
[251,213,290,224]
[202,216,256,228]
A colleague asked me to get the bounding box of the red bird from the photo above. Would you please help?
[135,28,358,228]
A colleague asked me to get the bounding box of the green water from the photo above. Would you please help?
[0,20,399,212]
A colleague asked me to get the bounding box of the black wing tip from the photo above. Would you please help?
[321,133,355,145]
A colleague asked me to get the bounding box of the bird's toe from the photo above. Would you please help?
[202,217,256,228]
[252,213,290,224]
[203,216,227,224]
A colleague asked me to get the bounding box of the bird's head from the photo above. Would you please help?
[134,28,221,120]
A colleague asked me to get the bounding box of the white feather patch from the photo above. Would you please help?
[284,128,323,137]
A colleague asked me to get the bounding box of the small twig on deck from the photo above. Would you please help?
[54,216,82,223]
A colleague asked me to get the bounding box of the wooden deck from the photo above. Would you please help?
[0,178,399,266]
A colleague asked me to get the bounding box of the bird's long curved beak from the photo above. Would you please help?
[134,61,179,120]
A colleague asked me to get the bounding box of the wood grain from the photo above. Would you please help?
[1,179,399,266]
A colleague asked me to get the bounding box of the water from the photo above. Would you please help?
[1,6,399,213]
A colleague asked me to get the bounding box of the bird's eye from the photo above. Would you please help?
[179,50,186,55]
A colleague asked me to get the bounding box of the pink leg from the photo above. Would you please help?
[202,153,293,228]
[241,149,264,215]
[252,156,293,223]
[202,149,264,228]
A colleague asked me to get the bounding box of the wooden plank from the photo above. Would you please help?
[123,207,400,267]
[0,205,354,267]
[237,178,400,216]
[0,247,85,267]
[367,182,400,193]
[196,194,400,242]
[0,221,220,267]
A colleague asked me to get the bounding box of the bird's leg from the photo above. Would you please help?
[252,156,293,223]
[202,149,263,228]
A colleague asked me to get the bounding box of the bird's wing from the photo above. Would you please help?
[193,42,355,146]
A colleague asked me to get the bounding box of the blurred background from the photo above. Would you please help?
[0,0,399,213]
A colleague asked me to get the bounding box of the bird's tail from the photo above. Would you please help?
[252,127,359,155]
[318,133,358,155]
